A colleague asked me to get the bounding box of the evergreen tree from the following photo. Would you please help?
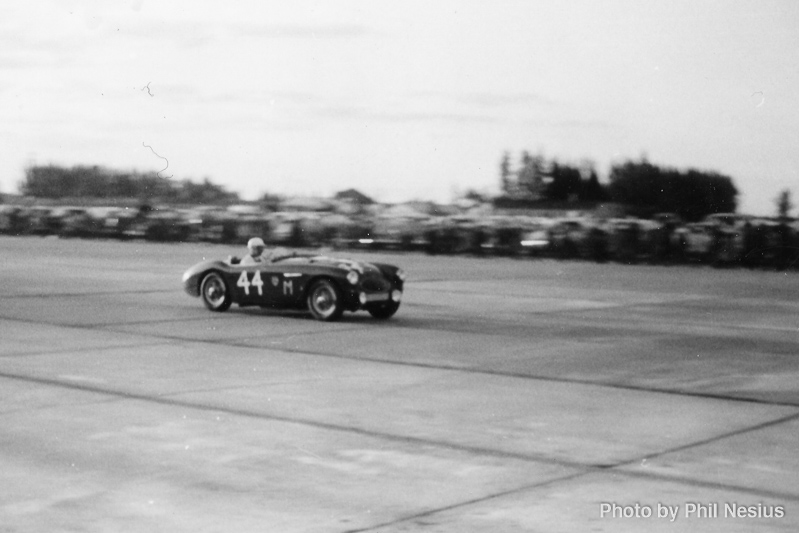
[776,189,793,219]
[609,160,738,220]
[499,152,513,195]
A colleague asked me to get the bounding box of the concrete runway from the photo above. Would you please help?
[1,236,797,532]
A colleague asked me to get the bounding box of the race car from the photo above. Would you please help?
[182,251,405,321]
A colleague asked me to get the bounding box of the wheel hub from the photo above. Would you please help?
[315,290,333,311]
[206,282,223,303]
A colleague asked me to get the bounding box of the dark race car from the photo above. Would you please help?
[182,251,405,321]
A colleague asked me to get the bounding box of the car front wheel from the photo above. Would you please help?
[307,279,344,321]
[200,272,232,311]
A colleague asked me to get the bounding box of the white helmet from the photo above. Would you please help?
[247,237,265,248]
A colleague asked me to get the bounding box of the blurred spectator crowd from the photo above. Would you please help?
[1,201,797,270]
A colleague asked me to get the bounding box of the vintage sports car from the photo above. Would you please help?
[182,251,405,321]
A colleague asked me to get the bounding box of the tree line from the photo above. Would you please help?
[498,152,740,221]
[14,156,749,223]
[18,165,239,204]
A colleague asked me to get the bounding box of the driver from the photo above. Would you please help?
[240,237,268,265]
[240,237,291,265]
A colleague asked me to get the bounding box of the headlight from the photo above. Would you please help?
[346,270,360,285]
[396,269,406,281]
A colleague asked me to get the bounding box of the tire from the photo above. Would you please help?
[200,272,232,312]
[368,301,400,320]
[306,279,344,321]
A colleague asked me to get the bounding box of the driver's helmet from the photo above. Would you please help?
[247,237,265,250]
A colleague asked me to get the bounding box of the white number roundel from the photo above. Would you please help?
[236,271,264,296]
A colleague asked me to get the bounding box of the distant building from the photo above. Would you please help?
[334,188,375,205]
[280,196,334,212]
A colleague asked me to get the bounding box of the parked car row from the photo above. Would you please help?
[1,204,797,269]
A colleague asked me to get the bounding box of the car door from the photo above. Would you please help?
[260,268,304,307]
[230,262,284,307]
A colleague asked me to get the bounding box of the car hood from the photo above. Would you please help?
[274,254,382,275]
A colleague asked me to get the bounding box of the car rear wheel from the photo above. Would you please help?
[367,301,400,320]
[306,279,344,321]
[200,272,232,312]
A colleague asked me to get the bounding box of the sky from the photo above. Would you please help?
[2,0,798,215]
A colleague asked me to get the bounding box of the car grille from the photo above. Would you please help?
[361,275,389,292]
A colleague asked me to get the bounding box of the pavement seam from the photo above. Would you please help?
[342,464,799,533]
[0,341,170,359]
[104,328,799,409]
[0,369,589,469]
[4,311,795,410]
[0,289,176,299]
[340,471,589,533]
[0,313,365,339]
[1,370,798,505]
[0,314,218,329]
[605,468,799,503]
[623,410,799,466]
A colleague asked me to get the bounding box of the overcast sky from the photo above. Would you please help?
[2,0,797,214]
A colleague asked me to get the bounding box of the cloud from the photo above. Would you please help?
[117,19,370,50]
[367,110,499,125]
[234,23,370,40]
[0,27,84,69]
[416,91,558,109]
[155,86,322,108]
[0,55,35,70]
[466,94,556,108]
[235,91,510,125]
[310,103,499,125]
[547,118,613,129]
